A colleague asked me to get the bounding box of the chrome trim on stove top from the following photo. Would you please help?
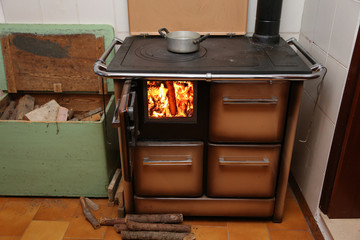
[94,37,326,81]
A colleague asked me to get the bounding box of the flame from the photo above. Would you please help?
[147,81,194,118]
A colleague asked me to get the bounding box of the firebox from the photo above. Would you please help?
[145,80,196,122]
[135,80,209,141]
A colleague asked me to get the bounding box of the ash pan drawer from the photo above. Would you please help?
[134,141,204,197]
[207,143,280,198]
[209,81,290,142]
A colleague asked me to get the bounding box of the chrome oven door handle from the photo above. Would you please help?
[219,157,270,166]
[143,156,193,166]
[222,97,278,105]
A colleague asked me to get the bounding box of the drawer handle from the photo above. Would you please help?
[218,157,270,166]
[223,97,278,105]
[143,155,193,166]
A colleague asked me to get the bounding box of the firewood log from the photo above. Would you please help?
[165,81,177,116]
[114,223,128,232]
[125,213,183,224]
[121,231,196,240]
[99,217,126,226]
[126,220,191,233]
[14,94,35,120]
[0,101,16,120]
[79,197,100,229]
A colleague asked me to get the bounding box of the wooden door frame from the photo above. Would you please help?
[319,26,360,215]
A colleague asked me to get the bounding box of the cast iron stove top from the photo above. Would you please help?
[107,36,312,74]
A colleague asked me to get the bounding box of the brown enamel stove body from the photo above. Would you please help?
[113,77,303,222]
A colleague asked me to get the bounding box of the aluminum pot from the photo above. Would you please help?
[158,28,210,53]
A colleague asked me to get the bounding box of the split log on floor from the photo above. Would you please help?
[0,101,16,120]
[107,168,122,203]
[115,176,125,206]
[126,214,183,224]
[85,198,99,211]
[165,81,177,116]
[99,217,126,226]
[13,94,35,120]
[118,206,125,218]
[126,220,191,233]
[79,196,100,229]
[121,231,196,240]
[114,223,128,232]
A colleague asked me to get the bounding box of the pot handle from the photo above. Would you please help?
[193,33,210,44]
[158,28,169,38]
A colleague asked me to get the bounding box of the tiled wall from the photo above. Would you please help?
[292,0,360,230]
[0,0,304,39]
[0,0,129,39]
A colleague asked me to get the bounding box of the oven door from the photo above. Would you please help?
[114,80,138,182]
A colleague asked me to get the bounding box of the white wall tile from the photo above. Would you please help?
[280,0,305,33]
[317,56,348,124]
[246,0,258,34]
[39,0,78,23]
[114,0,129,36]
[303,108,335,214]
[329,0,360,68]
[313,0,337,52]
[2,0,43,23]
[299,33,312,52]
[293,90,316,147]
[77,0,115,26]
[0,3,5,23]
[279,32,299,41]
[292,105,336,214]
[303,43,328,101]
[300,0,319,41]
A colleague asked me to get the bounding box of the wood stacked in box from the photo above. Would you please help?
[0,93,108,121]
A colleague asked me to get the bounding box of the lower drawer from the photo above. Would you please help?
[207,143,280,197]
[134,196,275,217]
[134,141,204,197]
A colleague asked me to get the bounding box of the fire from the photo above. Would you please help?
[147,81,194,118]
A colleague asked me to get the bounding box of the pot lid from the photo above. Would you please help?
[127,0,249,36]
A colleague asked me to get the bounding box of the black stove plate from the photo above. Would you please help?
[107,36,312,74]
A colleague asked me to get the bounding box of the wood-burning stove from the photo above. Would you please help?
[94,0,326,222]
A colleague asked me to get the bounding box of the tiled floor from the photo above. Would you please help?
[320,212,360,240]
[0,187,314,240]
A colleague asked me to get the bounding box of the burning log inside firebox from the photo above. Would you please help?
[165,81,177,116]
[147,80,194,118]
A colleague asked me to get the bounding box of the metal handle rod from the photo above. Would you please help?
[97,37,123,64]
[219,157,270,166]
[287,37,319,70]
[112,99,121,128]
[223,97,278,104]
[143,156,193,166]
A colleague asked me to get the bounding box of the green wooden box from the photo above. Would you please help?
[0,24,120,197]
